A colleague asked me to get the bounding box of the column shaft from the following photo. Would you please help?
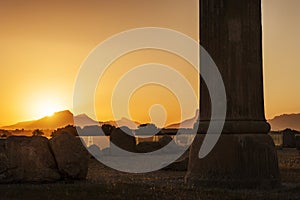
[199,0,269,133]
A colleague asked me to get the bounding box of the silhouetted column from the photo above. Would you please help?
[199,0,269,133]
[185,0,280,188]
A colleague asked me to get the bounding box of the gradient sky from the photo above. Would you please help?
[0,0,299,126]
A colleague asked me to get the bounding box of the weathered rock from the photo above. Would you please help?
[5,136,60,182]
[136,142,161,153]
[101,124,116,136]
[100,147,111,155]
[51,125,78,138]
[158,135,172,147]
[110,127,136,152]
[136,135,186,154]
[50,133,89,180]
[282,131,296,148]
[185,134,280,188]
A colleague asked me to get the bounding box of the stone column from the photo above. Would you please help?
[185,0,281,188]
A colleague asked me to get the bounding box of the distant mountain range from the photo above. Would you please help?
[2,110,140,130]
[167,111,300,131]
[2,110,300,131]
[268,113,300,131]
[2,110,74,130]
[166,110,199,129]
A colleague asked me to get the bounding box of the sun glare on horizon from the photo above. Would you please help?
[42,108,55,117]
[33,99,65,119]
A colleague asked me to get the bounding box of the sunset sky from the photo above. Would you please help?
[0,0,300,126]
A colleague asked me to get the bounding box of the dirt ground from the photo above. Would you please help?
[0,149,299,200]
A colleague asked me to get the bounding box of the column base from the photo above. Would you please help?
[198,120,271,134]
[185,134,281,189]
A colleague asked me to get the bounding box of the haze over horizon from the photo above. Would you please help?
[2,108,298,128]
[1,0,300,126]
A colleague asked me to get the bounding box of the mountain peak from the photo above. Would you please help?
[53,110,73,116]
[268,113,300,131]
[1,110,141,130]
[2,110,74,130]
[166,110,199,129]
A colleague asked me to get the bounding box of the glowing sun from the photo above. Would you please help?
[35,100,61,118]
[42,106,56,117]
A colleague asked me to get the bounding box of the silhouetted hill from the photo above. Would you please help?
[268,113,300,131]
[74,114,98,127]
[166,110,199,129]
[99,118,140,129]
[166,111,300,131]
[2,110,140,130]
[8,109,299,131]
[2,110,74,130]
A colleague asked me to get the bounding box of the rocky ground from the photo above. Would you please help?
[0,148,299,200]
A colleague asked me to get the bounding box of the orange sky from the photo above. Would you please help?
[0,0,300,126]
